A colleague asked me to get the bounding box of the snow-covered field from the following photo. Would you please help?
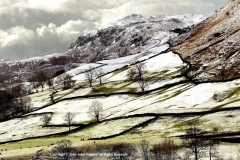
[69,117,153,139]
[1,31,240,159]
[0,114,70,142]
[3,48,239,141]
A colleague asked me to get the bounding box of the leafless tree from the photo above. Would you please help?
[20,96,31,112]
[36,71,47,92]
[135,63,147,80]
[62,74,75,89]
[138,140,151,160]
[151,139,178,160]
[138,78,149,92]
[85,66,95,87]
[111,143,136,160]
[207,140,219,160]
[96,68,104,84]
[162,139,178,160]
[0,89,15,120]
[0,85,31,120]
[88,101,103,122]
[14,96,31,113]
[127,68,136,81]
[56,73,75,89]
[28,71,47,92]
[50,93,55,103]
[182,119,207,160]
[178,150,192,160]
[51,139,77,160]
[64,112,75,131]
[127,63,147,81]
[41,114,51,126]
[8,84,22,97]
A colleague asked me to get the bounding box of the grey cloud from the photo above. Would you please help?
[0,8,89,30]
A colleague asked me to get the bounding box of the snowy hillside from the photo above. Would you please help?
[171,0,240,82]
[1,34,240,159]
[67,14,205,63]
[1,4,240,159]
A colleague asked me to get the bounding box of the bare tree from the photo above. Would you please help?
[20,96,31,112]
[0,85,33,120]
[8,84,22,97]
[88,101,103,122]
[51,139,77,160]
[138,140,151,160]
[50,93,55,103]
[28,71,47,92]
[56,73,75,89]
[151,139,178,160]
[138,78,149,92]
[127,68,136,81]
[135,63,147,80]
[62,74,75,89]
[127,63,147,81]
[41,114,51,126]
[182,119,207,160]
[96,68,104,84]
[14,96,31,113]
[178,150,192,160]
[207,140,219,160]
[111,143,136,160]
[36,71,47,92]
[64,112,75,131]
[85,66,95,87]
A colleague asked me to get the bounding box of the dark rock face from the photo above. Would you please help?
[171,0,240,82]
[67,14,204,63]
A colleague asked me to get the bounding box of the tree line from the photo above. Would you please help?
[0,84,31,121]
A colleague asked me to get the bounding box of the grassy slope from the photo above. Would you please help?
[1,52,240,159]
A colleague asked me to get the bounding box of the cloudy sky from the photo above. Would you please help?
[0,0,228,61]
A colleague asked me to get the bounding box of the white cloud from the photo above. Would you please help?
[27,0,69,12]
[1,26,35,47]
[82,10,101,21]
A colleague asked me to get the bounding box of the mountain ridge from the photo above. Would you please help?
[0,14,204,83]
[170,0,240,82]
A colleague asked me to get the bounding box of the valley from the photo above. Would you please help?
[0,0,240,159]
